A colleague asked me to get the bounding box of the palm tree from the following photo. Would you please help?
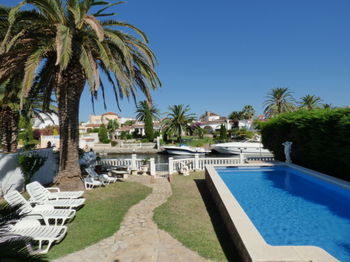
[241,105,255,120]
[299,95,322,110]
[135,100,160,121]
[0,1,160,190]
[162,105,196,142]
[264,87,295,118]
[322,103,334,109]
[228,111,243,128]
[106,119,119,140]
[136,100,159,141]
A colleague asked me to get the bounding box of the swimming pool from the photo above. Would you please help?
[206,164,350,262]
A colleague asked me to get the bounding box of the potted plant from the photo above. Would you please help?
[140,159,149,175]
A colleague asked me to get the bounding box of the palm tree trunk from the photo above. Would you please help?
[54,64,85,191]
[0,106,19,153]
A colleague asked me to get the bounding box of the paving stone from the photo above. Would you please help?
[53,176,211,262]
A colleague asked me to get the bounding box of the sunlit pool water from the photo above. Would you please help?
[216,166,350,262]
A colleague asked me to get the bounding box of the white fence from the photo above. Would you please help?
[97,154,156,176]
[97,153,275,176]
[168,154,275,174]
[119,142,156,149]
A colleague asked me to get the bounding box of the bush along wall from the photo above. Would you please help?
[260,108,350,181]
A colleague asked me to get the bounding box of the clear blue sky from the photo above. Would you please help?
[2,0,350,121]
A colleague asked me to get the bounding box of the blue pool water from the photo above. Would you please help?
[216,166,350,262]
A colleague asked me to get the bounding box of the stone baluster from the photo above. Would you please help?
[194,154,199,171]
[150,158,156,177]
[168,157,174,175]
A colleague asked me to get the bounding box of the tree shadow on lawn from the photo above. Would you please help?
[194,179,243,262]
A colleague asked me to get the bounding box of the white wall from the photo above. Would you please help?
[0,149,58,197]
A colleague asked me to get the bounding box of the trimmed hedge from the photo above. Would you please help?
[260,108,350,181]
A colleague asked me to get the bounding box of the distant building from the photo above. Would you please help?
[198,111,232,133]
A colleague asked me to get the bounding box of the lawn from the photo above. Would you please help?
[47,181,151,260]
[153,172,242,262]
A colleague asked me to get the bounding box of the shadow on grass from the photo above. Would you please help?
[194,179,243,262]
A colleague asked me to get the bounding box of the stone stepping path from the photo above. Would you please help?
[53,176,211,262]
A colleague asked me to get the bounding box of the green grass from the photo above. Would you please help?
[153,172,242,262]
[47,181,151,260]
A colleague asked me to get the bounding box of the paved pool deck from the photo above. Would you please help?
[53,175,210,262]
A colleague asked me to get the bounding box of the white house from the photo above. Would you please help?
[199,112,232,133]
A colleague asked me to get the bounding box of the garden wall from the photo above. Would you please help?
[260,108,350,181]
[0,148,58,196]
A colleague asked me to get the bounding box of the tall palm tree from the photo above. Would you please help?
[241,105,255,120]
[0,74,56,152]
[264,87,295,118]
[228,111,243,128]
[0,1,160,190]
[136,100,159,141]
[135,100,160,122]
[299,95,322,110]
[162,105,196,142]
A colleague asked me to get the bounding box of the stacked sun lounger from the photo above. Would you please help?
[3,181,86,254]
[84,167,118,190]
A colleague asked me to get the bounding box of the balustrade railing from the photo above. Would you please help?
[97,154,156,176]
[168,154,275,174]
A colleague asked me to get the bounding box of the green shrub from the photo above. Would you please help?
[111,141,118,147]
[232,128,255,140]
[18,153,47,185]
[260,108,350,181]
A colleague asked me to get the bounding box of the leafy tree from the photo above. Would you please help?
[162,105,196,142]
[0,1,160,189]
[241,105,255,120]
[219,124,227,141]
[98,124,109,144]
[135,100,159,141]
[299,95,322,110]
[264,87,295,118]
[106,119,119,140]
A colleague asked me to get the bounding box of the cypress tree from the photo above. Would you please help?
[98,124,109,143]
[219,124,227,141]
[144,110,154,141]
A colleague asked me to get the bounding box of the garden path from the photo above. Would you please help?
[53,175,211,262]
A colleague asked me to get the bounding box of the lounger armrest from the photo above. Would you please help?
[46,187,60,192]
[20,214,45,222]
[32,204,55,211]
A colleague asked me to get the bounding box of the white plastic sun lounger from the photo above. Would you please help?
[8,219,67,254]
[26,181,84,199]
[4,190,76,225]
[85,168,117,185]
[25,186,86,209]
[84,176,103,190]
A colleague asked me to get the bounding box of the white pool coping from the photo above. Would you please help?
[205,162,342,262]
